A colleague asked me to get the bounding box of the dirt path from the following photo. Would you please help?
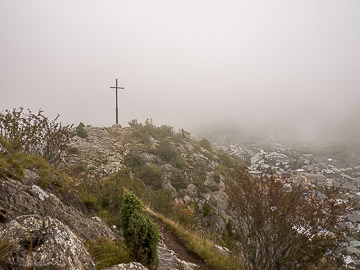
[156,222,213,270]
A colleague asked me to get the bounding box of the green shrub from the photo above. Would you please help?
[213,173,221,183]
[148,190,175,217]
[120,192,159,268]
[157,125,174,138]
[202,202,213,217]
[199,138,211,151]
[71,163,86,175]
[128,211,159,267]
[67,146,80,154]
[138,164,163,190]
[193,175,209,193]
[174,156,186,169]
[132,130,151,144]
[170,174,187,190]
[124,152,144,168]
[128,119,141,128]
[155,140,177,162]
[217,151,236,168]
[76,122,88,139]
[120,192,143,236]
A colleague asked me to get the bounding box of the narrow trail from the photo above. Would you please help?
[156,221,213,270]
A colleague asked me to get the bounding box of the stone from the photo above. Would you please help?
[187,184,197,195]
[31,185,49,201]
[157,241,199,270]
[0,215,96,270]
[183,195,191,204]
[103,262,148,270]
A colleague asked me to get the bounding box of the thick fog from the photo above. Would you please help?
[1,0,360,143]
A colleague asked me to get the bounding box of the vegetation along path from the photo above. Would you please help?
[156,221,213,270]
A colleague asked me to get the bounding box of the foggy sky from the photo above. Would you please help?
[1,0,360,138]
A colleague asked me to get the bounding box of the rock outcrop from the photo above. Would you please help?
[0,215,96,270]
[0,178,116,241]
[64,126,129,178]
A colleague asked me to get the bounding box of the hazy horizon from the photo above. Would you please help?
[1,1,360,143]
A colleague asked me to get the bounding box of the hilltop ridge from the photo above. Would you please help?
[63,121,246,232]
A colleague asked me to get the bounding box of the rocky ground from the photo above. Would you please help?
[63,125,243,232]
[1,125,225,269]
[0,176,206,270]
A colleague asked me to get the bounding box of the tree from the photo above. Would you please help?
[226,171,349,270]
[0,108,72,164]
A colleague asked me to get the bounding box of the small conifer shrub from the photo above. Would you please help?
[120,192,159,268]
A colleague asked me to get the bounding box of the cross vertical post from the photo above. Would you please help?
[110,79,124,124]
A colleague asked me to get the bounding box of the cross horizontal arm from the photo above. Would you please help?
[110,87,125,89]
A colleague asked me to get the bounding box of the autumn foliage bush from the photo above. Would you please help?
[227,171,349,270]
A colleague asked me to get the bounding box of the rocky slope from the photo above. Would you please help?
[63,123,245,232]
[0,131,210,270]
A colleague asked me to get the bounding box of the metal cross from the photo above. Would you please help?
[110,79,124,124]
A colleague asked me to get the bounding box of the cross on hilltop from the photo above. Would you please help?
[110,79,124,125]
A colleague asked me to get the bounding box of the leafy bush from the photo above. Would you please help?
[217,151,236,168]
[227,171,349,270]
[174,156,186,169]
[199,138,211,151]
[147,190,175,217]
[155,140,177,162]
[127,119,192,145]
[202,202,213,217]
[0,108,72,164]
[67,146,80,154]
[172,203,197,227]
[170,174,187,190]
[76,122,88,139]
[128,119,141,128]
[138,164,163,190]
[120,192,159,268]
[157,124,174,138]
[124,152,145,168]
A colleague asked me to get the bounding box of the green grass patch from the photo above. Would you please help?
[86,238,133,269]
[146,210,242,270]
[14,152,69,189]
[0,153,24,180]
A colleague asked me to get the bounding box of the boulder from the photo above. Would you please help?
[0,215,96,270]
